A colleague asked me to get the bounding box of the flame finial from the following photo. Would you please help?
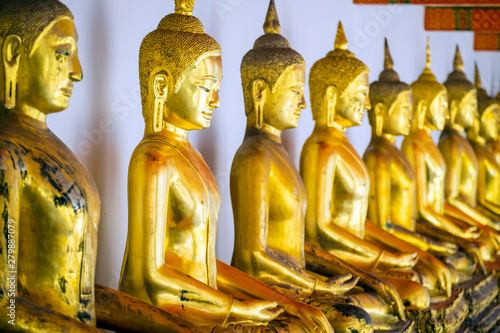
[475,62,482,89]
[263,0,280,34]
[384,38,394,70]
[453,45,464,71]
[425,36,431,69]
[334,21,348,51]
[175,0,196,15]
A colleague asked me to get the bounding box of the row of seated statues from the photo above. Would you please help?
[1,0,500,332]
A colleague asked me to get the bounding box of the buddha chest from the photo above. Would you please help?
[0,119,99,325]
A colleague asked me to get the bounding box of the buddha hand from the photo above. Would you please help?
[368,276,406,320]
[284,300,334,333]
[422,252,452,296]
[314,273,359,297]
[380,250,418,269]
[428,240,458,256]
[225,299,284,327]
[461,225,481,240]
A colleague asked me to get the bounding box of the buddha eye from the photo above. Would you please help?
[198,85,210,93]
[56,50,70,56]
[292,90,300,95]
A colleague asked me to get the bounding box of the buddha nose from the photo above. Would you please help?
[364,96,371,111]
[209,89,220,108]
[299,93,306,109]
[70,55,83,82]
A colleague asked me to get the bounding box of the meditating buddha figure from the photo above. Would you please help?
[300,22,430,310]
[438,47,500,256]
[0,1,219,332]
[401,40,484,278]
[363,39,459,300]
[466,64,500,223]
[119,1,334,332]
[486,80,500,166]
[231,4,413,332]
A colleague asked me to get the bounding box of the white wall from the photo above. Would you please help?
[53,0,500,288]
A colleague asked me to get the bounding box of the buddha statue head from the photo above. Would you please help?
[368,39,412,137]
[139,0,222,134]
[473,63,499,142]
[240,0,306,131]
[309,21,370,129]
[0,0,81,118]
[410,38,448,132]
[443,46,477,130]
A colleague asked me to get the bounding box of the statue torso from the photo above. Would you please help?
[304,129,369,239]
[233,134,307,268]
[438,127,478,207]
[0,115,99,325]
[365,138,416,231]
[470,140,500,206]
[402,130,446,215]
[125,134,220,288]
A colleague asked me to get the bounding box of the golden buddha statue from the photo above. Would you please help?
[0,1,216,332]
[363,39,461,299]
[466,64,500,223]
[300,22,430,310]
[119,1,333,332]
[486,79,500,167]
[438,47,500,257]
[231,5,413,333]
[401,39,484,277]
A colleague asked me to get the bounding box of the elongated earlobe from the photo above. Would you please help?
[325,86,337,128]
[252,79,267,129]
[152,74,169,133]
[2,35,22,109]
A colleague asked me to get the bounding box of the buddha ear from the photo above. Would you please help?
[373,103,385,136]
[325,86,337,127]
[416,100,427,129]
[152,73,169,133]
[2,35,22,109]
[252,78,267,129]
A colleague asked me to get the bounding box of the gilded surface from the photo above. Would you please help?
[0,1,102,331]
[119,1,333,332]
[438,47,500,258]
[401,40,482,278]
[300,22,431,313]
[363,39,459,299]
[231,5,415,333]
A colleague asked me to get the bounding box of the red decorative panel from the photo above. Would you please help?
[354,0,500,3]
[425,7,500,31]
[474,33,500,50]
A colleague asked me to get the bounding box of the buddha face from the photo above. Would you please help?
[455,89,477,129]
[263,64,306,130]
[428,90,448,130]
[480,105,500,141]
[165,54,222,130]
[20,18,82,113]
[384,90,413,136]
[338,71,369,126]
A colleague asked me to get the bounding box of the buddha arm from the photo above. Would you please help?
[365,222,452,296]
[231,151,318,296]
[411,144,471,237]
[439,138,493,226]
[300,144,389,270]
[304,243,406,320]
[126,150,233,327]
[364,150,437,251]
[476,157,500,221]
[216,261,334,333]
[0,151,100,333]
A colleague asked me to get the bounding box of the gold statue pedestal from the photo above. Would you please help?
[406,290,468,333]
[455,274,500,332]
